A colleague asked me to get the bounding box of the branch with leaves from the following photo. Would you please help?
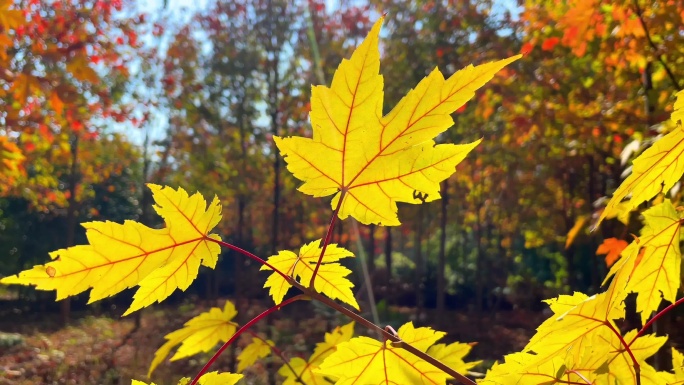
[3,14,684,385]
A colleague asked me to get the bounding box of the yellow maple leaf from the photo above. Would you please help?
[427,341,481,376]
[0,0,25,30]
[278,322,354,385]
[261,239,358,310]
[317,322,452,384]
[659,348,684,384]
[147,301,237,377]
[237,337,274,373]
[599,89,684,225]
[275,17,520,225]
[604,200,682,324]
[133,371,242,385]
[483,269,631,384]
[1,184,222,316]
[572,330,666,385]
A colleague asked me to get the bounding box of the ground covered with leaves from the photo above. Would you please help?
[0,297,548,385]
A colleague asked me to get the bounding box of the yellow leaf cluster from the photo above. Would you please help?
[276,17,520,225]
[317,322,479,384]
[483,199,684,384]
[133,371,242,385]
[599,89,684,225]
[604,200,682,324]
[148,301,238,377]
[1,185,223,316]
[278,322,354,385]
[261,239,358,310]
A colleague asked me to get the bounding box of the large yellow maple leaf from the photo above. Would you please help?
[604,200,682,324]
[1,184,222,315]
[278,321,354,385]
[148,301,238,377]
[599,90,684,225]
[275,17,520,225]
[261,239,358,310]
[317,322,452,384]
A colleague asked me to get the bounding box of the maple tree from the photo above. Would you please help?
[2,17,513,384]
[2,6,684,385]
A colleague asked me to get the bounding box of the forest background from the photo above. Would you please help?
[1,0,683,383]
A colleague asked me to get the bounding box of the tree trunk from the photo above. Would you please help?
[414,206,425,319]
[384,227,393,285]
[368,224,376,274]
[437,180,448,318]
[61,133,80,326]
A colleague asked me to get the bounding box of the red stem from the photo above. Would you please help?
[630,296,684,345]
[244,330,307,385]
[189,295,304,385]
[605,321,640,385]
[207,238,292,282]
[309,190,346,287]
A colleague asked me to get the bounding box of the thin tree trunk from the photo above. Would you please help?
[414,206,425,319]
[368,224,376,274]
[61,133,80,326]
[437,180,448,319]
[385,227,393,286]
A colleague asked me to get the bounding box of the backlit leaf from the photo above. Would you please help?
[317,322,452,384]
[1,184,222,316]
[275,17,520,225]
[596,237,629,267]
[237,337,274,373]
[261,239,358,310]
[427,342,481,375]
[604,200,682,324]
[278,322,354,385]
[482,266,631,384]
[148,301,238,377]
[133,371,242,385]
[599,90,684,225]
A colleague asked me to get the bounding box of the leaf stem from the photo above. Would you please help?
[207,238,292,282]
[630,296,684,345]
[189,295,305,385]
[605,321,640,385]
[309,190,346,288]
[245,330,308,385]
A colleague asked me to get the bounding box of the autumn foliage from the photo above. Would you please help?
[2,2,684,385]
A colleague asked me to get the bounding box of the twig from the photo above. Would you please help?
[605,321,640,385]
[245,330,308,385]
[208,238,292,282]
[189,295,306,385]
[630,296,684,345]
[632,0,682,91]
[309,190,346,288]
